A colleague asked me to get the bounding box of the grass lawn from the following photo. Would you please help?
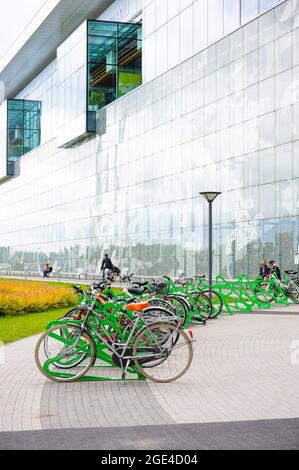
[0,307,71,344]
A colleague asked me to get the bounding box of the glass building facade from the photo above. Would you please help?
[0,0,298,278]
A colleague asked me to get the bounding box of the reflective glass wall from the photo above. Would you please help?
[143,0,284,81]
[88,20,142,131]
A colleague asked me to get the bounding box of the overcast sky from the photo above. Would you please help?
[0,0,47,59]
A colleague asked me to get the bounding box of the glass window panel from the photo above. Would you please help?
[180,5,193,61]
[156,25,168,75]
[259,112,275,149]
[217,65,229,99]
[276,106,293,145]
[259,9,275,46]
[230,123,244,157]
[259,42,275,80]
[231,58,244,92]
[168,16,180,68]
[118,65,142,97]
[88,21,117,37]
[260,148,275,183]
[276,69,293,108]
[241,0,258,23]
[208,0,223,44]
[260,184,276,218]
[243,20,258,54]
[88,65,117,112]
[224,0,240,34]
[230,91,244,125]
[230,28,243,61]
[8,110,23,129]
[8,128,23,157]
[276,32,292,74]
[244,118,259,154]
[275,0,292,37]
[168,0,180,20]
[259,0,278,13]
[244,152,259,187]
[259,76,275,115]
[194,0,208,53]
[244,51,258,87]
[23,129,40,154]
[278,181,293,217]
[7,100,23,111]
[156,0,168,29]
[276,143,293,181]
[88,37,117,64]
[244,84,259,121]
[217,37,229,69]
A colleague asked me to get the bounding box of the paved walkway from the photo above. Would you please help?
[1,418,298,450]
[1,308,299,449]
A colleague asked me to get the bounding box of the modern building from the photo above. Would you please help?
[0,0,298,278]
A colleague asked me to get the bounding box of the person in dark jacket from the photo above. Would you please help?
[259,260,270,278]
[101,254,113,280]
[269,260,281,281]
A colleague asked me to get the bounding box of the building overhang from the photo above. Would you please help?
[0,0,114,100]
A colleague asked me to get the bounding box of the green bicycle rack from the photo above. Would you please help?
[40,319,146,383]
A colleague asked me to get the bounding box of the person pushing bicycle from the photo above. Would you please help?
[101,254,114,281]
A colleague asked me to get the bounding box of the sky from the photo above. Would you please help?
[0,0,47,59]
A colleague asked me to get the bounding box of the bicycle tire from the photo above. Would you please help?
[201,290,223,318]
[133,322,193,383]
[35,323,96,383]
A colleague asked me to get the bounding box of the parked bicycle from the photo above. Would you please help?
[35,283,194,384]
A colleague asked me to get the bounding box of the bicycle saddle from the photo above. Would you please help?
[284,270,297,275]
[128,286,145,295]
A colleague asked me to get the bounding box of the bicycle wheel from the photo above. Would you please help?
[191,292,212,322]
[35,324,95,382]
[254,281,276,303]
[148,298,175,314]
[166,295,188,325]
[201,290,223,318]
[143,306,178,322]
[133,322,193,383]
[287,281,299,304]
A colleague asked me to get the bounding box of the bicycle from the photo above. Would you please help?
[35,289,194,384]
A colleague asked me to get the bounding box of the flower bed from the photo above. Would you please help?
[0,279,77,315]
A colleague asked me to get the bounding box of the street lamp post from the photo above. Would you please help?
[200,192,222,288]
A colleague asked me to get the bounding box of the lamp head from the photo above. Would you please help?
[200,192,222,203]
